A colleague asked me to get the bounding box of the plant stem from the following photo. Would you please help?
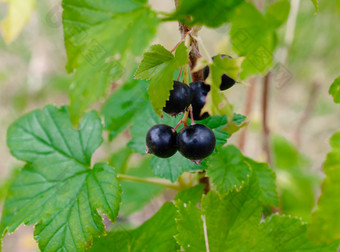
[177,67,183,81]
[294,81,320,146]
[117,174,182,190]
[170,38,185,53]
[238,77,257,151]
[262,72,272,166]
[174,0,209,193]
[189,106,195,125]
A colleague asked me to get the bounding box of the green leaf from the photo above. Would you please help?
[175,185,336,251]
[200,56,242,119]
[329,76,340,104]
[230,1,290,79]
[174,184,205,204]
[90,202,179,251]
[265,0,291,28]
[129,102,229,181]
[150,152,203,182]
[337,0,340,18]
[207,145,251,194]
[222,113,248,136]
[245,158,279,207]
[256,215,338,251]
[164,0,244,27]
[175,182,262,252]
[62,0,159,123]
[311,0,319,13]
[101,79,149,140]
[2,106,121,251]
[0,0,36,43]
[134,43,189,116]
[308,132,340,243]
[207,145,278,205]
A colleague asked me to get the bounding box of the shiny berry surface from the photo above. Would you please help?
[146,124,177,158]
[177,124,216,160]
[203,54,236,91]
[163,81,191,116]
[189,81,210,121]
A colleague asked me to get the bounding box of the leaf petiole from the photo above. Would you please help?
[117,174,182,190]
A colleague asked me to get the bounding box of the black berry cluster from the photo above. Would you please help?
[146,55,234,162]
[146,123,216,162]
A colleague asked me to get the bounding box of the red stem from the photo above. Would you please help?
[177,67,183,81]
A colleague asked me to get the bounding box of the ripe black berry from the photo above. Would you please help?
[177,124,216,161]
[189,81,210,121]
[203,55,236,91]
[163,81,191,116]
[146,124,177,158]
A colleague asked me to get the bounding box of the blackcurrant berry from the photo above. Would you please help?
[189,81,210,121]
[203,55,236,91]
[177,124,216,161]
[163,81,191,116]
[146,124,177,158]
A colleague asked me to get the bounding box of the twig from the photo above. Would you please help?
[262,72,272,165]
[294,81,320,146]
[238,77,257,151]
[170,38,185,53]
[174,0,208,193]
[173,110,189,131]
[177,67,183,81]
[189,106,195,125]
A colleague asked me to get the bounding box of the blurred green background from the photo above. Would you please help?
[0,0,340,251]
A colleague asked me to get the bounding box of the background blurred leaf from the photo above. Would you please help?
[164,0,244,27]
[308,132,340,244]
[311,0,319,13]
[101,79,149,140]
[329,76,340,104]
[62,0,159,123]
[121,158,165,216]
[272,135,320,220]
[230,1,290,79]
[0,0,36,43]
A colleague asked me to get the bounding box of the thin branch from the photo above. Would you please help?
[174,0,208,193]
[177,67,183,81]
[117,174,182,190]
[170,38,185,53]
[262,72,272,165]
[238,77,257,151]
[294,81,320,146]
